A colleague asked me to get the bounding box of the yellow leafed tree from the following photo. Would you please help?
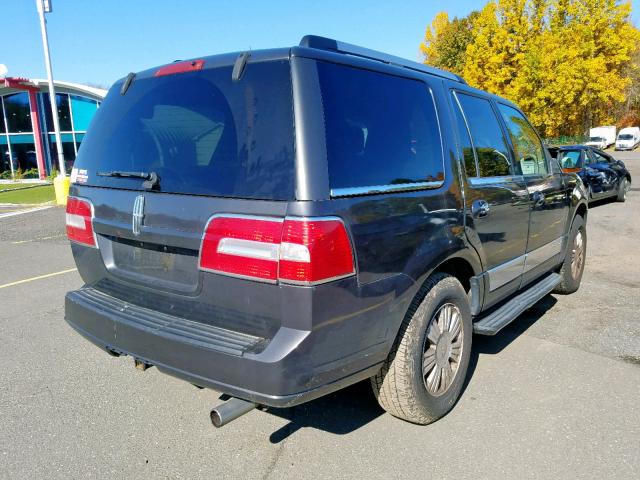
[422,0,640,137]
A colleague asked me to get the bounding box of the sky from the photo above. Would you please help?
[2,0,639,89]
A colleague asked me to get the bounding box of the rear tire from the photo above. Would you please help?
[616,177,629,202]
[371,273,472,425]
[554,215,586,295]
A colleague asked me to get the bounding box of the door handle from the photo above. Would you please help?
[472,200,490,218]
[532,191,545,207]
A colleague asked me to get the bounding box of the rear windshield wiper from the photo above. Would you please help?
[97,170,160,190]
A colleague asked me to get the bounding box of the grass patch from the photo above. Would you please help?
[0,183,35,191]
[0,185,55,204]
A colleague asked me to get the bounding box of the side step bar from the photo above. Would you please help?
[473,273,561,336]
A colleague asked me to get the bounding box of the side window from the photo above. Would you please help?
[317,61,444,191]
[451,95,478,177]
[455,92,512,177]
[498,104,547,175]
[559,150,583,169]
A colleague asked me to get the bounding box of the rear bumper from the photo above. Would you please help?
[65,287,386,407]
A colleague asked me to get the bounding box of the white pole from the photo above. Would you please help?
[36,0,66,176]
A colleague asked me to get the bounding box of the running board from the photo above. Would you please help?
[473,273,561,335]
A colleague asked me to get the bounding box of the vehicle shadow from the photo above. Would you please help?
[587,197,616,209]
[256,294,557,443]
[263,380,384,443]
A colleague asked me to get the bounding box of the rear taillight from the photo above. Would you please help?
[66,197,97,248]
[199,215,355,285]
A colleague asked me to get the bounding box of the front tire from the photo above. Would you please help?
[554,215,586,294]
[371,273,472,425]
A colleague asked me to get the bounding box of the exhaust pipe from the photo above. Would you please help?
[210,398,257,428]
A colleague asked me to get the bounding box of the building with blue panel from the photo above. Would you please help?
[0,77,106,179]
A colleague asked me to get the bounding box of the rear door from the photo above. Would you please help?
[69,57,296,339]
[496,103,569,287]
[451,91,530,308]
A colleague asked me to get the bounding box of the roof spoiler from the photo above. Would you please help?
[299,35,466,84]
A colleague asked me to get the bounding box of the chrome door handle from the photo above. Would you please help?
[472,200,490,218]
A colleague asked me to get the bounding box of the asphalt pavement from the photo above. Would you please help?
[1,151,639,479]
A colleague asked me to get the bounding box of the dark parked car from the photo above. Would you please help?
[65,36,588,427]
[549,145,631,203]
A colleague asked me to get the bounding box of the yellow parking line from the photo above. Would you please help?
[0,268,77,289]
[12,234,66,244]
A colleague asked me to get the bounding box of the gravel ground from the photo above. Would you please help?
[0,151,638,479]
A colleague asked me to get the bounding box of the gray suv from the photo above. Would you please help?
[65,35,588,426]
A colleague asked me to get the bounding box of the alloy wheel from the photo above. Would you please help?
[571,229,585,279]
[422,303,464,396]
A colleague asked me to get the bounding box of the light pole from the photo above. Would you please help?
[0,64,15,179]
[36,0,66,177]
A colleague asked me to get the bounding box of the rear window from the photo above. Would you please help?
[74,60,295,200]
[317,61,444,193]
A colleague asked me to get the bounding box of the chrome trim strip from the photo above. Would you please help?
[487,256,525,292]
[524,237,564,273]
[132,195,145,236]
[486,236,565,292]
[198,266,278,284]
[330,181,443,198]
[279,271,355,287]
[468,175,524,186]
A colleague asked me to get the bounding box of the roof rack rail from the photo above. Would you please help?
[299,35,466,84]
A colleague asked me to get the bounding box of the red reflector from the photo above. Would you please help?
[66,197,97,248]
[198,215,355,285]
[154,59,205,77]
[279,219,355,285]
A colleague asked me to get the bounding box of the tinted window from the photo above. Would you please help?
[559,150,583,169]
[75,61,295,200]
[451,95,477,177]
[498,104,547,175]
[317,62,444,190]
[455,93,511,177]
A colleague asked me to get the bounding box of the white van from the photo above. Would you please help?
[585,126,616,149]
[615,127,640,151]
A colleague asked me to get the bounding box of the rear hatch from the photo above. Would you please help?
[68,54,296,340]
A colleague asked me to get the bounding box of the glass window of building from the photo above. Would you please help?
[70,95,98,131]
[43,93,72,132]
[48,134,76,173]
[10,138,38,171]
[4,93,33,133]
[1,142,10,176]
